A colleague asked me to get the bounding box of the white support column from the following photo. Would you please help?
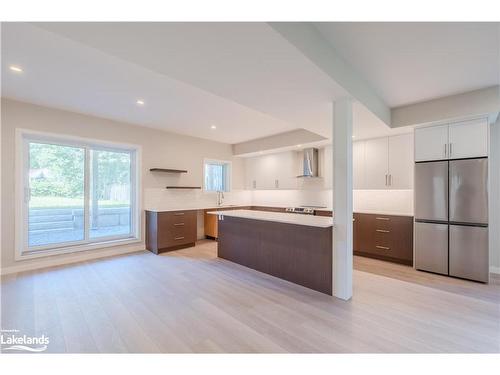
[332,98,353,300]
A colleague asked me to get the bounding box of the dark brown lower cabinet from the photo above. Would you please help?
[218,216,333,295]
[353,212,413,266]
[314,210,333,217]
[146,210,197,254]
[250,206,287,213]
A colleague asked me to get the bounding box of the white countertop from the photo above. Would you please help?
[208,209,334,228]
[145,205,248,213]
[145,206,412,217]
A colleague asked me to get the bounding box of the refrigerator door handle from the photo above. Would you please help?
[385,174,388,186]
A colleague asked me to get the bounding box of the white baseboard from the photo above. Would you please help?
[0,243,146,275]
[490,266,500,275]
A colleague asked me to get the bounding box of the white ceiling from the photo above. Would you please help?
[314,22,500,108]
[33,22,351,138]
[3,22,361,144]
[1,23,301,144]
[2,22,496,145]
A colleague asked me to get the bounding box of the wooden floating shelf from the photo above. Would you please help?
[166,186,202,189]
[150,168,188,173]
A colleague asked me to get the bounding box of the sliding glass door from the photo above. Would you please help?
[89,149,132,239]
[28,142,85,247]
[22,133,138,255]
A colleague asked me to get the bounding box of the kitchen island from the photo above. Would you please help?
[208,209,334,295]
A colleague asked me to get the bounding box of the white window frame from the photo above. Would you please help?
[203,158,232,192]
[15,129,142,260]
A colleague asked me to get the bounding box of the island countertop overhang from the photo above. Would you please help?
[208,209,333,228]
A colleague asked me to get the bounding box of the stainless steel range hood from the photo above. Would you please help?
[297,148,319,178]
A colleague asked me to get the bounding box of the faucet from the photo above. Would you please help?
[217,190,225,206]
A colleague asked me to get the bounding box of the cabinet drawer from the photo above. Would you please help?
[163,232,194,247]
[353,212,413,265]
[374,229,391,248]
[157,210,196,249]
[374,215,391,230]
[373,243,392,254]
[162,210,196,225]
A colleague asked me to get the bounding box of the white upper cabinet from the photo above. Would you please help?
[273,151,297,189]
[414,124,448,162]
[448,118,488,159]
[321,146,333,190]
[244,151,297,190]
[244,157,258,189]
[256,154,276,190]
[353,141,365,189]
[364,137,389,189]
[353,133,414,190]
[415,118,488,162]
[388,133,414,189]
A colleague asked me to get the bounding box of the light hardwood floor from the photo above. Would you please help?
[354,255,500,304]
[1,240,499,353]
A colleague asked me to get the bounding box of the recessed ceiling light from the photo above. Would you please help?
[9,65,23,73]
[210,125,217,130]
[136,99,145,105]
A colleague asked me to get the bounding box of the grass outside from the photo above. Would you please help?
[30,196,129,208]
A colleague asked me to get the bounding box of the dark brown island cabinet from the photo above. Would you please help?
[217,215,333,295]
[353,212,414,265]
[145,210,197,254]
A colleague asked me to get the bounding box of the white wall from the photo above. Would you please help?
[392,86,500,128]
[353,190,414,215]
[489,118,500,272]
[251,189,414,215]
[1,98,247,273]
[251,189,332,208]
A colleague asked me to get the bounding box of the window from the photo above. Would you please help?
[204,159,231,192]
[18,130,140,257]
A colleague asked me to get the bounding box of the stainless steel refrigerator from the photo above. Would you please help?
[414,158,489,282]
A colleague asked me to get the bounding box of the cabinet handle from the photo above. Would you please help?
[444,143,447,158]
[388,174,392,186]
[376,245,390,250]
[173,213,185,216]
[376,229,390,233]
[375,217,390,221]
[174,236,185,240]
[449,142,453,157]
[174,223,185,226]
[385,174,388,186]
[252,180,256,189]
[275,179,279,188]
